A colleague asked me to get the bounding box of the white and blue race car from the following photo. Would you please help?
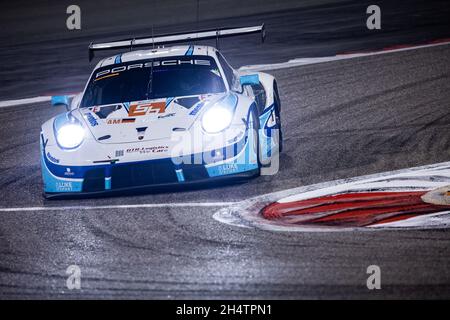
[40,25,282,198]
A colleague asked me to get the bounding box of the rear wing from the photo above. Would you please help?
[88,24,265,61]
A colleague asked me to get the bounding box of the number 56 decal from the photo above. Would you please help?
[128,101,166,116]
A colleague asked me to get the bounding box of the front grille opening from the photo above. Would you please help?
[82,160,211,192]
[181,164,209,181]
[111,160,178,189]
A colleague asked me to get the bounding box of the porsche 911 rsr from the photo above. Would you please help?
[40,25,282,198]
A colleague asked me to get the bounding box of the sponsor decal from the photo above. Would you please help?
[47,152,60,163]
[94,73,119,82]
[189,102,205,116]
[128,102,166,116]
[218,164,238,175]
[56,181,73,192]
[121,118,135,123]
[95,59,211,79]
[126,146,169,154]
[106,118,136,124]
[64,167,75,176]
[85,113,98,127]
[115,150,124,157]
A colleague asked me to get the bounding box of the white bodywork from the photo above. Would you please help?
[40,45,280,195]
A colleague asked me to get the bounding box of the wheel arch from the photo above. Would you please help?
[238,70,278,112]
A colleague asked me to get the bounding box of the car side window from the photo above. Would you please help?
[217,52,238,90]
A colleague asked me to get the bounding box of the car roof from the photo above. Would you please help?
[95,45,218,69]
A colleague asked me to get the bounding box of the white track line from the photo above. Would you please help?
[1,41,449,109]
[0,202,237,212]
[240,40,450,72]
[0,96,52,108]
[0,94,76,109]
[2,41,450,109]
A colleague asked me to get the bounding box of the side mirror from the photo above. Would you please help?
[51,95,71,111]
[240,74,259,86]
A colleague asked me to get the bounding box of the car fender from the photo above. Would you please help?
[238,70,276,111]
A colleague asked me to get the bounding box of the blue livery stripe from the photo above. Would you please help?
[175,169,185,182]
[166,97,175,108]
[123,102,130,112]
[114,53,122,64]
[185,45,194,56]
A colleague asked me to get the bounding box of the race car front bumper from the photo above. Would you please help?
[41,127,259,198]
[43,168,260,199]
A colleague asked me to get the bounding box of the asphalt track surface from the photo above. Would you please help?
[0,0,450,299]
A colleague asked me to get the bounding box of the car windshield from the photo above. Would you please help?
[80,55,226,108]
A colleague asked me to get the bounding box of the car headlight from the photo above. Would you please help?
[201,94,238,133]
[56,123,85,149]
[202,106,233,133]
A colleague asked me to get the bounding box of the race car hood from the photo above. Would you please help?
[78,94,224,144]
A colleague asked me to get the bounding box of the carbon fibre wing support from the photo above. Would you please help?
[88,24,266,61]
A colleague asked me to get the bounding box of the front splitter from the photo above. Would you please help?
[44,168,260,200]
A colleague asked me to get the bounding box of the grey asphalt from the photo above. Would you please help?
[0,0,450,299]
[2,0,450,100]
